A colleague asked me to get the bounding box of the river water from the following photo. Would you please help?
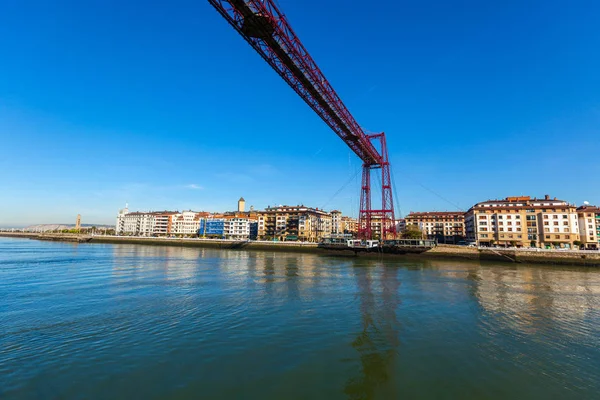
[1,237,599,399]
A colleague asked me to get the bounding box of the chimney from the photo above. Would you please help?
[544,194,550,200]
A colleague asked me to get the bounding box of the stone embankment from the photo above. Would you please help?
[1,233,599,266]
[424,244,600,266]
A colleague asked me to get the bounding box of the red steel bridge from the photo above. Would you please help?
[208,0,396,239]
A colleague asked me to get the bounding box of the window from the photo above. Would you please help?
[566,235,570,239]
[563,221,568,226]
[563,215,568,219]
[515,215,521,219]
[546,235,550,239]
[516,221,521,226]
[554,222,559,226]
[544,221,549,226]
[554,228,560,233]
[479,216,486,220]
[555,235,560,239]
[544,215,549,219]
[507,215,512,219]
[498,215,503,219]
[544,228,550,232]
[480,234,488,238]
[508,221,512,226]
[508,234,513,238]
[479,221,486,225]
[518,235,522,238]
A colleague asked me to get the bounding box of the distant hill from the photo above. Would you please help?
[23,224,114,232]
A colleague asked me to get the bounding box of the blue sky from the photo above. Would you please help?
[1,0,599,226]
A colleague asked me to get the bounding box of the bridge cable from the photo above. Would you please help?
[321,167,362,210]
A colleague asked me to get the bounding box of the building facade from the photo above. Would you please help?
[199,217,225,238]
[331,210,342,234]
[405,212,465,243]
[577,205,600,249]
[116,208,180,236]
[341,216,358,236]
[170,211,203,236]
[465,195,580,248]
[257,205,333,242]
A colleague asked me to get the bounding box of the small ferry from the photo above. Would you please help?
[318,234,437,256]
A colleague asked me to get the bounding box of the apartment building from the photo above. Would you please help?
[170,211,204,236]
[116,207,179,236]
[465,195,579,248]
[258,205,333,241]
[341,216,358,235]
[396,219,406,234]
[577,205,600,249]
[223,214,259,240]
[331,210,342,234]
[405,212,465,243]
[199,216,225,238]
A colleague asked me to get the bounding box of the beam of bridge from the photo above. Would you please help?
[208,0,396,239]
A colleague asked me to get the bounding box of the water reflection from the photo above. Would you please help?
[345,263,401,399]
[3,237,600,399]
[473,266,600,338]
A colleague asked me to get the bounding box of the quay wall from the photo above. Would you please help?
[1,233,600,266]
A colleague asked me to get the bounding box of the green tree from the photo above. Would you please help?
[402,228,423,239]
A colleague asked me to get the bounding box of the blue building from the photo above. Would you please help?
[198,218,225,238]
[249,221,258,240]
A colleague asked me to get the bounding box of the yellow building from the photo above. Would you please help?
[405,211,465,243]
[465,195,580,248]
[257,205,333,242]
[577,205,600,249]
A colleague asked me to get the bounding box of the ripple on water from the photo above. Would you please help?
[1,238,600,399]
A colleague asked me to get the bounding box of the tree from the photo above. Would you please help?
[573,240,582,248]
[402,228,423,240]
[530,241,537,248]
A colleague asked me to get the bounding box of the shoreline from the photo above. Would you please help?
[1,232,600,266]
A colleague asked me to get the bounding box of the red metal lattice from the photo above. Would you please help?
[208,0,396,239]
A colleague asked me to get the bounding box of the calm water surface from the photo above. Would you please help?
[1,237,599,399]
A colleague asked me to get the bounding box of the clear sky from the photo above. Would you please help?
[1,0,599,227]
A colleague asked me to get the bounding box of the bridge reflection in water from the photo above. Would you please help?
[344,263,401,399]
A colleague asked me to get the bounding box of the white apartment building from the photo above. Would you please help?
[170,211,203,235]
[223,217,251,240]
[331,210,342,234]
[117,207,157,236]
[465,195,580,248]
[116,208,183,236]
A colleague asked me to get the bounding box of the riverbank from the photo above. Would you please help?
[1,232,600,266]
